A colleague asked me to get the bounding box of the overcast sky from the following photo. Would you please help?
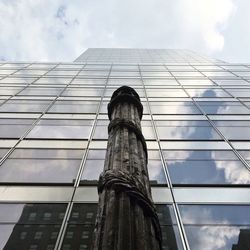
[0,0,249,63]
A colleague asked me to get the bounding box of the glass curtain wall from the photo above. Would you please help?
[0,49,250,249]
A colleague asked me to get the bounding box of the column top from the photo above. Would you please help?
[108,85,143,120]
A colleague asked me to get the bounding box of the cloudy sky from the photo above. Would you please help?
[0,0,249,63]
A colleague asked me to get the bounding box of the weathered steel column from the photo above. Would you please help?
[92,86,162,250]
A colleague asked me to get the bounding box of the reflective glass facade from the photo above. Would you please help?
[0,48,250,249]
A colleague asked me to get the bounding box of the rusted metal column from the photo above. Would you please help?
[92,86,162,250]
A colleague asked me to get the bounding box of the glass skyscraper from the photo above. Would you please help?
[0,48,250,250]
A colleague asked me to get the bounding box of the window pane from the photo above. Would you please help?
[157,205,184,249]
[150,101,201,115]
[185,88,231,98]
[214,79,250,86]
[15,69,48,75]
[48,100,99,114]
[107,78,142,86]
[147,89,187,97]
[92,120,108,139]
[0,148,9,159]
[62,88,104,97]
[0,203,66,250]
[62,204,97,250]
[0,77,36,84]
[112,65,138,70]
[62,204,183,250]
[0,149,84,183]
[155,120,220,140]
[35,77,71,85]
[148,150,167,184]
[197,101,250,114]
[80,149,106,184]
[81,159,104,184]
[110,71,140,77]
[213,121,250,140]
[78,70,109,77]
[171,71,203,77]
[84,64,111,70]
[164,150,250,184]
[203,71,235,77]
[71,78,106,85]
[141,71,171,77]
[19,87,63,96]
[47,70,79,76]
[68,204,97,224]
[141,120,156,140]
[225,88,250,98]
[0,100,51,112]
[27,119,93,139]
[234,71,250,77]
[0,119,34,138]
[179,204,250,250]
[143,79,179,86]
[179,79,215,86]
[0,87,23,95]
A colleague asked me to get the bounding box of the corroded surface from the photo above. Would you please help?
[92,86,162,250]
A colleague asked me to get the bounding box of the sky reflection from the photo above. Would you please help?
[165,150,250,184]
[179,205,250,250]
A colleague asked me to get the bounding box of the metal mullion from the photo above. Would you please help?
[192,68,250,172]
[161,64,193,250]
[42,63,88,250]
[199,68,250,113]
[73,63,113,188]
[139,64,189,250]
[173,202,190,250]
[54,202,73,250]
[0,63,83,166]
[175,71,250,173]
[28,63,66,87]
[55,63,113,250]
[0,62,87,250]
[0,63,38,108]
[0,64,62,165]
[0,62,31,79]
[138,64,171,188]
[220,66,250,79]
[0,62,59,107]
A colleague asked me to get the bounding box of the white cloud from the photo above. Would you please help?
[213,158,250,184]
[178,0,235,52]
[181,206,242,249]
[0,0,246,62]
[194,226,239,250]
